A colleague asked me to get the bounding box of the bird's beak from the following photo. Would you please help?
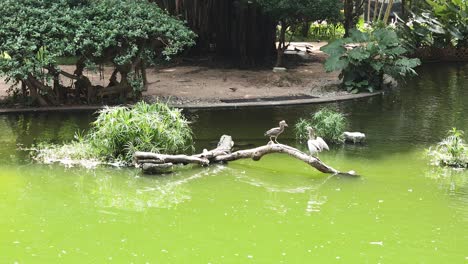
[285,124,289,127]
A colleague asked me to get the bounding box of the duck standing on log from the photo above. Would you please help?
[265,120,288,144]
[307,127,329,156]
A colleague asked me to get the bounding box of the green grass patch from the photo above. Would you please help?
[295,108,347,144]
[428,128,468,168]
[34,102,194,166]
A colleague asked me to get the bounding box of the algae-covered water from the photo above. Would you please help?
[1,63,467,263]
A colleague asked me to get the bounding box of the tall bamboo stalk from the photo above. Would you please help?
[367,0,372,22]
[372,0,380,22]
[377,0,386,21]
[383,0,394,24]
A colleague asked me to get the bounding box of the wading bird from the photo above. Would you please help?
[307,127,329,156]
[265,120,288,144]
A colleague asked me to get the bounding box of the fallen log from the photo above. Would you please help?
[142,163,174,174]
[134,152,209,165]
[213,143,338,174]
[134,135,356,176]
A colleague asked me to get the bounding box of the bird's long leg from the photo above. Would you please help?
[269,136,274,144]
[274,137,279,144]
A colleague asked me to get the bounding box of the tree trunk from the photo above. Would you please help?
[344,0,366,37]
[367,0,372,22]
[140,61,148,92]
[383,0,394,24]
[378,0,386,21]
[344,0,354,37]
[301,20,311,38]
[21,81,27,101]
[276,21,287,67]
[153,0,276,66]
[401,0,406,17]
[373,0,380,22]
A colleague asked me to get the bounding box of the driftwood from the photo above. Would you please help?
[134,135,356,176]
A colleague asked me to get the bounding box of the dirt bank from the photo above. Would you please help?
[0,42,348,107]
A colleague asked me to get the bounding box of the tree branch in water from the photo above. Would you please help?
[134,135,356,176]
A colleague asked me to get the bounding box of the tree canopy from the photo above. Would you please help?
[255,0,342,66]
[257,0,342,23]
[0,0,195,106]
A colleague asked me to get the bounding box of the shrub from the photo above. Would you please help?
[428,128,468,168]
[87,102,193,161]
[397,0,468,50]
[256,0,342,66]
[34,102,194,165]
[0,0,195,106]
[321,28,421,93]
[295,108,347,144]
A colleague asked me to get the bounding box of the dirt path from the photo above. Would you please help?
[0,42,346,106]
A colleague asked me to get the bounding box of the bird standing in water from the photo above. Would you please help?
[265,120,288,144]
[307,127,329,156]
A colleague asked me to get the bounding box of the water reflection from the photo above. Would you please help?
[425,167,468,195]
[90,167,223,211]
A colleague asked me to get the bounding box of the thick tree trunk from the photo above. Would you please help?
[153,0,276,66]
[344,0,366,37]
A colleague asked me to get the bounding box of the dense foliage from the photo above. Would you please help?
[321,28,421,93]
[35,102,194,164]
[295,108,347,144]
[255,0,342,66]
[343,0,367,37]
[87,102,193,161]
[0,0,195,106]
[428,128,468,168]
[397,0,468,50]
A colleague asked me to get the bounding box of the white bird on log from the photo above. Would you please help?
[265,120,288,144]
[307,127,329,156]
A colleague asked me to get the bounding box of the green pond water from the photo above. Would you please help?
[1,63,467,263]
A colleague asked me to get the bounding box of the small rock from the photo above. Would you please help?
[343,132,366,144]
[273,67,287,73]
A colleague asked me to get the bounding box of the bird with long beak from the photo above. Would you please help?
[307,126,329,156]
[265,120,288,144]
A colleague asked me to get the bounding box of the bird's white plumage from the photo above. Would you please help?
[307,140,320,155]
[315,137,329,151]
[306,127,329,156]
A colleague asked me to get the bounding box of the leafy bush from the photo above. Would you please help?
[295,108,347,144]
[396,0,468,51]
[321,28,421,93]
[87,102,193,161]
[255,0,342,66]
[428,128,468,168]
[34,102,194,165]
[0,0,195,106]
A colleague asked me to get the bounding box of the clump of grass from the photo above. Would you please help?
[428,128,468,168]
[34,102,193,166]
[295,108,347,144]
[87,102,193,162]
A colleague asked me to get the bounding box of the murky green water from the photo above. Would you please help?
[1,63,467,263]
